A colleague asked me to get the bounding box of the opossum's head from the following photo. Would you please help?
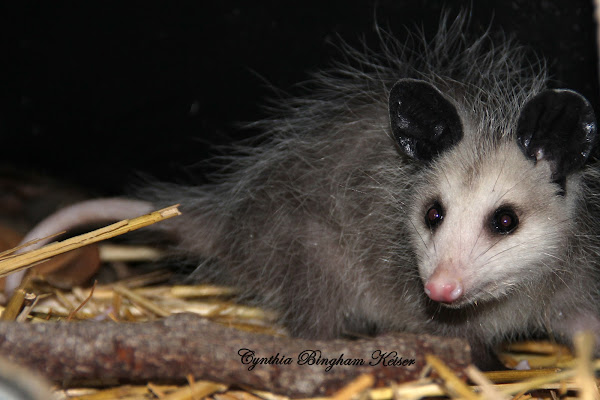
[389,79,597,307]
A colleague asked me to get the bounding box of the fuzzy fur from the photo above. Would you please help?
[139,13,600,364]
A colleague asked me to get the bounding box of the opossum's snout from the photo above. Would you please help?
[424,267,463,303]
[422,206,521,305]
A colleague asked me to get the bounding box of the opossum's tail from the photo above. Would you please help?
[4,198,154,295]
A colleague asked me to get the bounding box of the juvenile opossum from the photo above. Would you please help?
[9,15,600,366]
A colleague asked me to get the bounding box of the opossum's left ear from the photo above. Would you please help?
[388,79,463,161]
[517,89,597,180]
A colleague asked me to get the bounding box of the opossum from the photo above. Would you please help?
[8,14,600,367]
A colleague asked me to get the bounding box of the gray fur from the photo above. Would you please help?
[137,13,600,364]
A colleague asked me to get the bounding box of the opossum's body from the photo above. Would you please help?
[11,16,600,365]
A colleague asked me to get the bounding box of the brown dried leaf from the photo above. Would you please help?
[0,224,23,250]
[0,224,24,291]
[30,245,101,289]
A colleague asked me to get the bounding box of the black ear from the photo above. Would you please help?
[388,79,463,161]
[516,89,597,180]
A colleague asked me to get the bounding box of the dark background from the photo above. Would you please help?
[3,1,598,196]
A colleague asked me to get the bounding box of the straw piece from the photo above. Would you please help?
[61,384,161,399]
[503,341,570,355]
[113,285,171,318]
[215,390,265,400]
[483,368,561,383]
[100,269,173,289]
[98,243,163,262]
[249,389,291,400]
[574,331,600,400]
[161,380,227,400]
[0,205,181,278]
[0,287,26,320]
[368,380,444,400]
[425,354,478,400]
[330,374,374,400]
[170,284,238,298]
[465,365,508,400]
[147,382,169,397]
[494,361,600,397]
[67,281,97,321]
[90,285,237,301]
[0,231,65,258]
[16,292,39,322]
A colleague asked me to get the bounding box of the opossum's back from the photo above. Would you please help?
[148,106,416,262]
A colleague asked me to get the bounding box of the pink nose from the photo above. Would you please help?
[424,279,463,303]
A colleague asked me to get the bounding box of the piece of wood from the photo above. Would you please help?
[0,313,470,397]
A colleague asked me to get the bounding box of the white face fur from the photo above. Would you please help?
[411,139,572,307]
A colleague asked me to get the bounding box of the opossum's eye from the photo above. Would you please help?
[491,208,519,234]
[425,202,444,229]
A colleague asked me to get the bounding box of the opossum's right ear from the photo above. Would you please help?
[388,79,463,161]
[517,89,597,180]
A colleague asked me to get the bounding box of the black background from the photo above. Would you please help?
[3,1,598,195]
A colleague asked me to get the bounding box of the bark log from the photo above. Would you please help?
[0,313,471,397]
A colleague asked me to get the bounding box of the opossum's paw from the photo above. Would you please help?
[469,341,509,371]
[550,312,600,357]
[282,310,341,340]
[281,304,375,340]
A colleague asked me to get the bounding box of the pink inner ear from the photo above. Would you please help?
[534,147,545,161]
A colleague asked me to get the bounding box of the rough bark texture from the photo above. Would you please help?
[0,314,470,397]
